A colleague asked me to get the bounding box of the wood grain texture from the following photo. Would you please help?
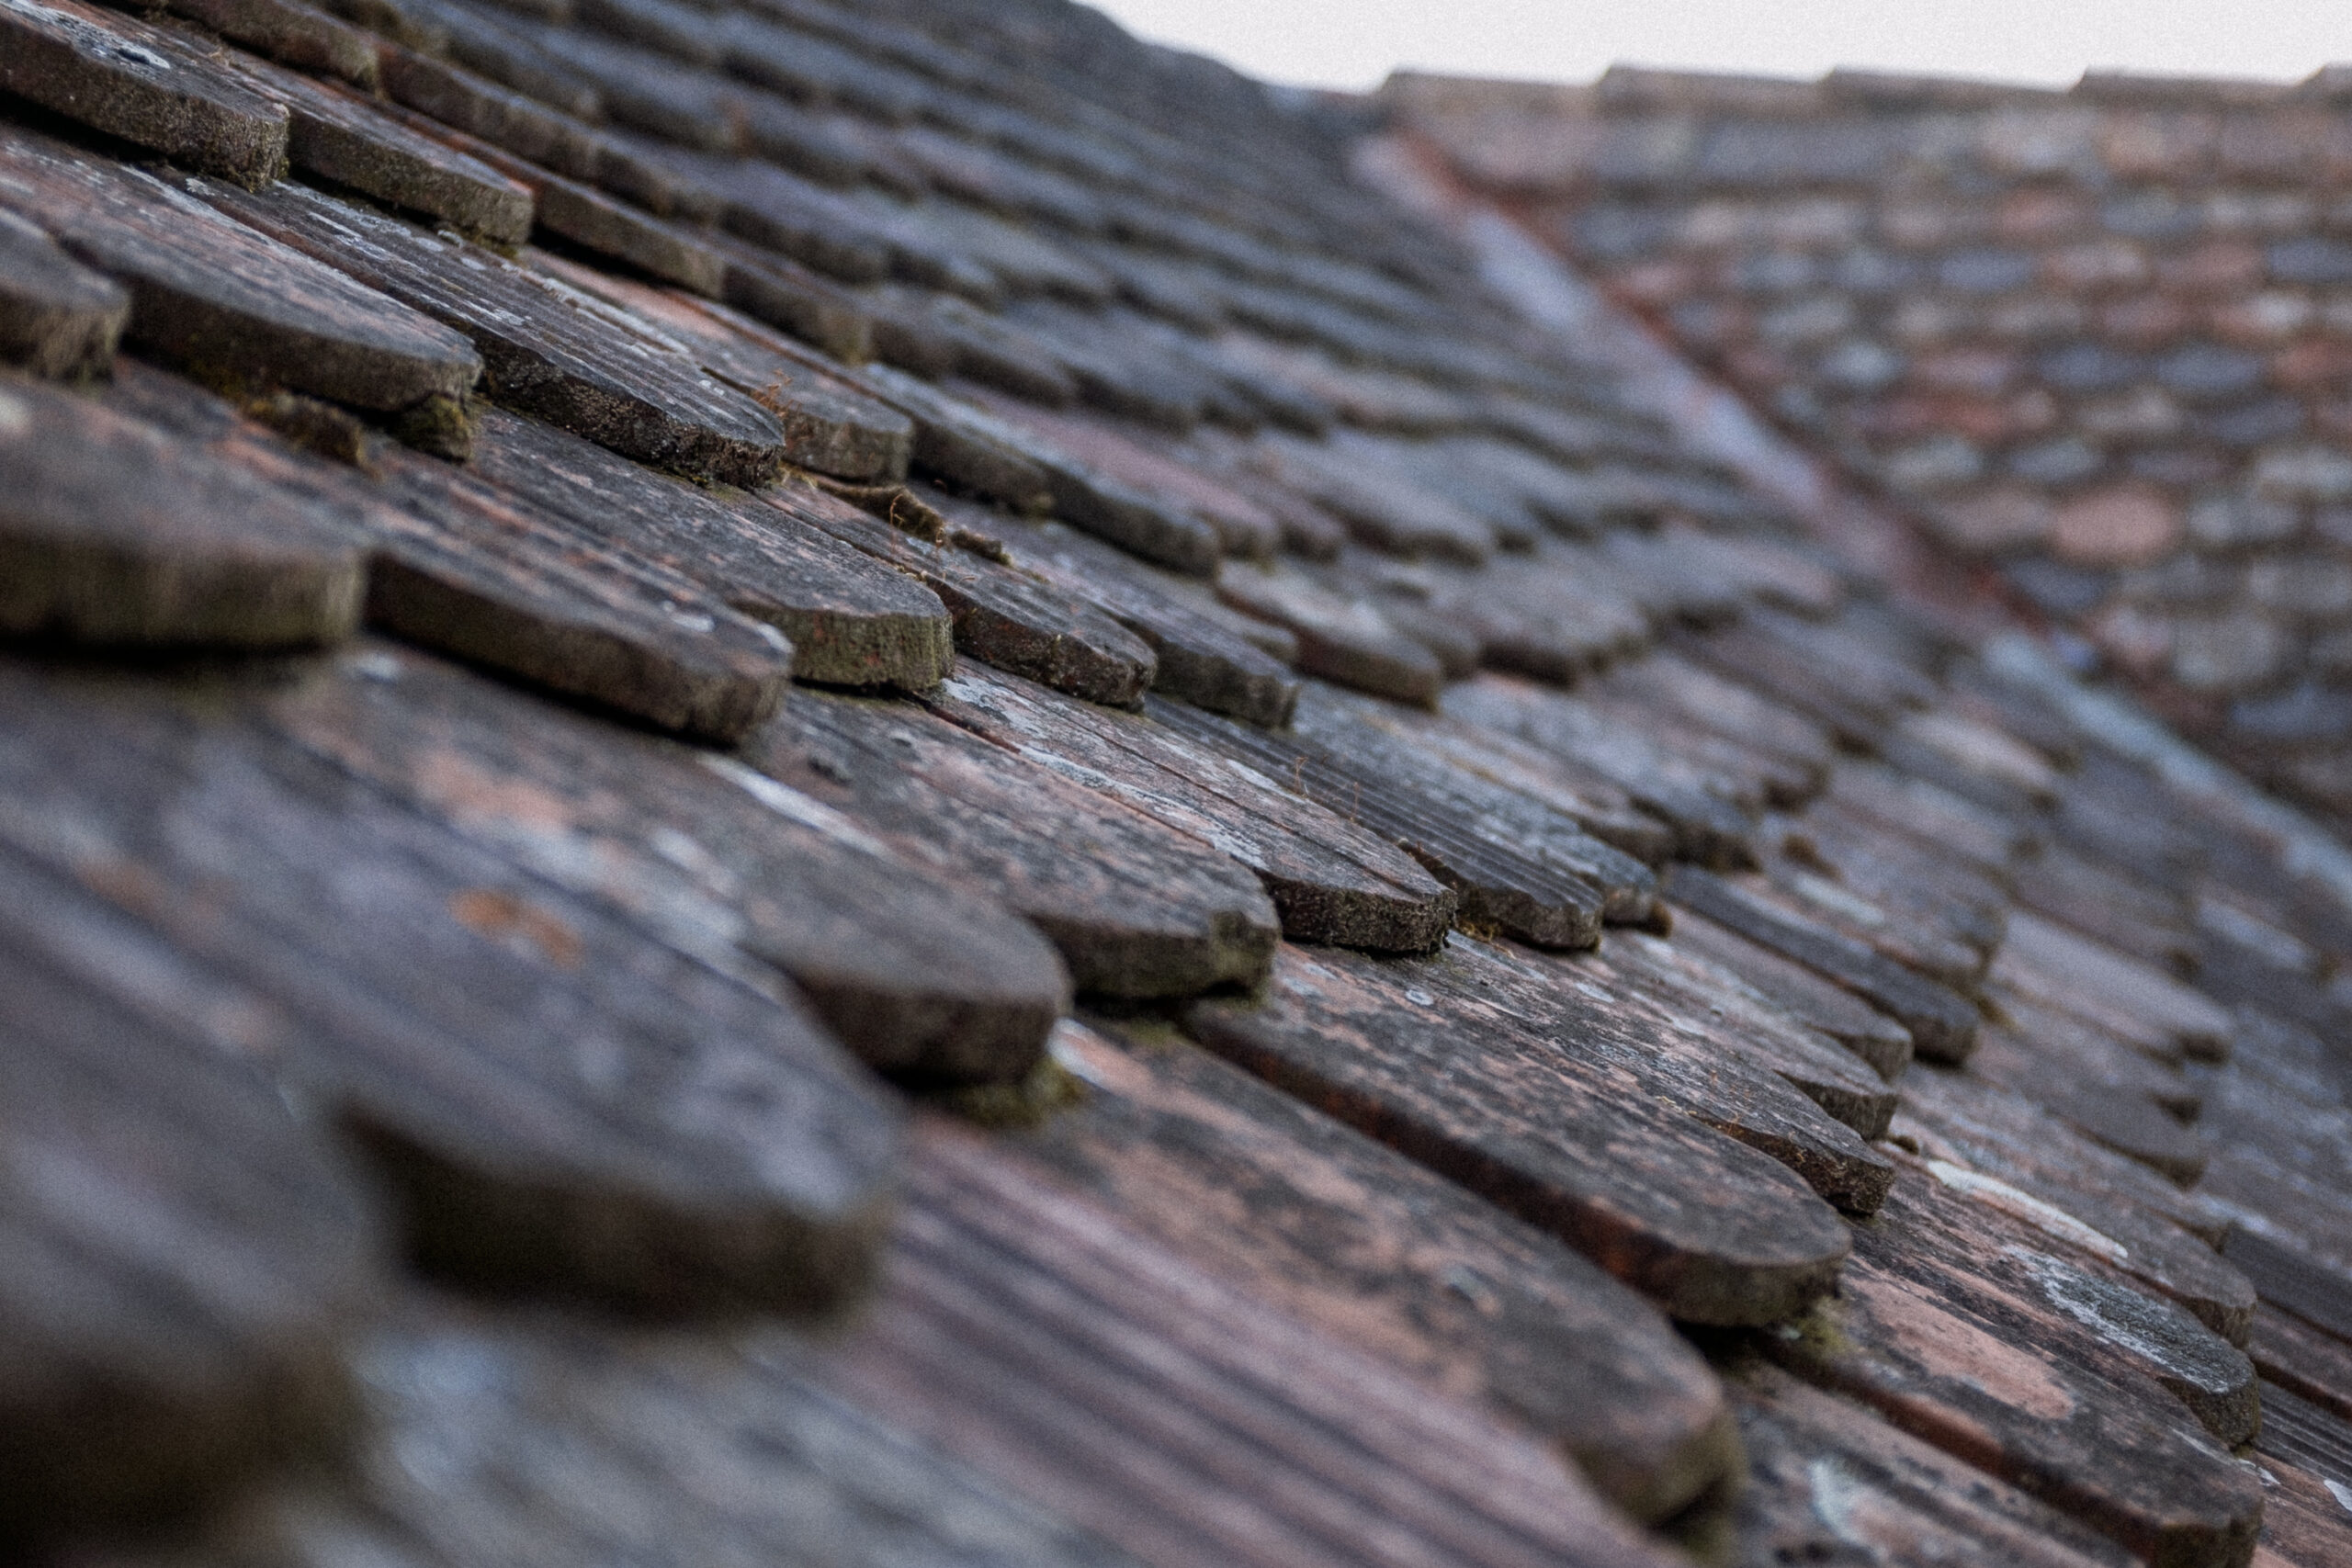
[1670,907,1917,1081]
[0,125,482,412]
[928,662,1457,953]
[0,850,385,1545]
[1003,1020,1739,1523]
[0,372,364,648]
[809,1121,1692,1568]
[0,206,126,378]
[1186,941,1853,1325]
[1765,1160,2266,1568]
[1443,671,1761,867]
[200,178,787,485]
[1724,1361,2138,1568]
[1671,866,1983,1063]
[236,58,536,245]
[101,363,796,741]
[741,685,1282,998]
[257,640,1069,1084]
[0,654,903,1318]
[0,0,288,183]
[772,482,1161,707]
[463,409,954,692]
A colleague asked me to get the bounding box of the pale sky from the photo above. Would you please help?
[1086,0,2352,95]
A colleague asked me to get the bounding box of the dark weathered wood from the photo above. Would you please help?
[463,409,954,691]
[1723,1361,2139,1568]
[1973,1012,2211,1184]
[1756,846,1993,989]
[1829,759,2039,879]
[2250,1451,2352,1568]
[998,1020,1738,1523]
[811,1121,1692,1568]
[102,363,795,741]
[1998,911,2237,1065]
[1605,649,1840,793]
[1427,935,1894,1214]
[0,852,384,1545]
[0,372,364,648]
[1669,908,1917,1081]
[1186,942,1853,1325]
[257,639,1068,1084]
[1216,561,1447,706]
[200,178,788,486]
[1443,672,1761,867]
[978,504,1303,728]
[1318,692,1681,864]
[235,58,537,245]
[152,0,378,85]
[98,1295,1148,1568]
[741,686,1281,998]
[0,0,288,184]
[1763,1159,2267,1568]
[1248,433,1498,563]
[765,481,1160,706]
[1670,867,1982,1063]
[2256,1383,2352,1501]
[0,206,127,378]
[1418,542,1654,683]
[375,39,610,181]
[525,251,916,482]
[1597,930,1903,1137]
[928,664,1457,953]
[0,125,484,412]
[2248,1303,2352,1425]
[1149,692,1623,948]
[0,655,904,1318]
[974,394,1283,558]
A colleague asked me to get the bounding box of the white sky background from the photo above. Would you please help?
[1083,0,2352,94]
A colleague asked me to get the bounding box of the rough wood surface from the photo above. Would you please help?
[1425,935,1895,1214]
[2248,1452,2352,1568]
[742,686,1282,998]
[927,663,1458,953]
[0,851,385,1545]
[1670,907,1917,1081]
[1283,681,1665,927]
[237,58,536,245]
[811,1121,1691,1568]
[1443,672,1761,867]
[258,640,1069,1084]
[0,206,127,378]
[1724,1361,2138,1568]
[769,482,1160,707]
[200,178,788,485]
[524,252,916,483]
[102,363,796,741]
[1764,1160,2267,1568]
[0,373,364,648]
[944,497,1303,729]
[1009,1020,1740,1524]
[1596,930,1903,1137]
[1998,911,2238,1065]
[1671,866,1983,1063]
[1150,692,1620,948]
[1186,941,1853,1325]
[0,126,483,412]
[1216,560,1446,706]
[156,0,378,85]
[463,409,954,692]
[80,1298,1148,1568]
[0,654,904,1318]
[2250,1303,2352,1424]
[0,0,288,183]
[1894,1075,2256,1346]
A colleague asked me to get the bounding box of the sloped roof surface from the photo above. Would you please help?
[1390,61,2352,837]
[3,6,2352,1567]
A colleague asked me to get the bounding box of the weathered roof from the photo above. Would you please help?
[3,5,2352,1566]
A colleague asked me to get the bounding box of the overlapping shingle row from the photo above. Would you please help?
[4,3,2352,1565]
